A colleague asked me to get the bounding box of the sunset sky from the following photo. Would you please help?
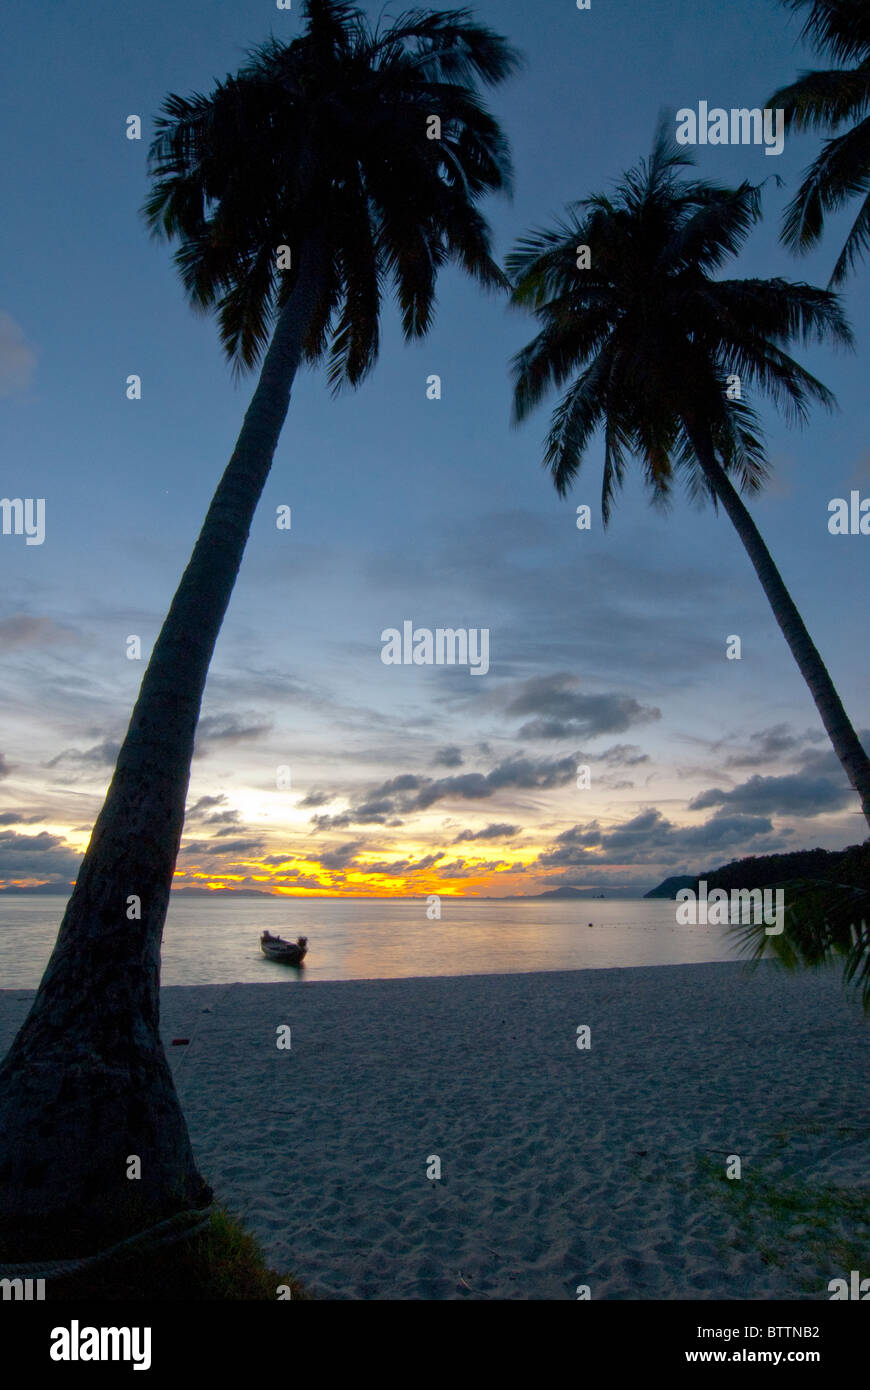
[1,0,868,899]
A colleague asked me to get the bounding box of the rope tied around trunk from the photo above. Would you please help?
[0,1203,217,1280]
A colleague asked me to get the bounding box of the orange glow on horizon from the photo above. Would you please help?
[1,839,630,901]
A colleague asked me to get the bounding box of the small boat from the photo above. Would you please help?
[260,931,308,965]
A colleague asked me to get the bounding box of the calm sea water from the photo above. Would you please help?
[0,895,742,989]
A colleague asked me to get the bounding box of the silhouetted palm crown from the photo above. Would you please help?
[508,131,852,521]
[771,0,870,282]
[144,0,520,387]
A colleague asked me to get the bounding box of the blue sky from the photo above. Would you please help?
[1,0,868,897]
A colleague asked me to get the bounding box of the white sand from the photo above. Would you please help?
[1,960,868,1300]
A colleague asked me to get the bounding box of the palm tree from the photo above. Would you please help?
[507,125,870,833]
[770,0,870,283]
[0,0,519,1256]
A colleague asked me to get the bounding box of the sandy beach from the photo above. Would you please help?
[2,960,867,1300]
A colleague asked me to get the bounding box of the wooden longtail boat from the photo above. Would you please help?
[260,932,308,964]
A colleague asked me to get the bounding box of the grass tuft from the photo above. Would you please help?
[697,1153,870,1294]
[2,1205,311,1301]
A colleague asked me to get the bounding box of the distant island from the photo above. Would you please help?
[644,876,696,899]
[645,841,869,898]
[526,886,607,899]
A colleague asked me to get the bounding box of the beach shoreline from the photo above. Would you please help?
[2,960,867,1300]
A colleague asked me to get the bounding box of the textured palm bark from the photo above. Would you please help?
[691,426,870,829]
[0,242,327,1253]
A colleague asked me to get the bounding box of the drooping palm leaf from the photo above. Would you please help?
[771,0,870,282]
[729,877,870,1012]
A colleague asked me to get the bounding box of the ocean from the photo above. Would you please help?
[0,894,743,989]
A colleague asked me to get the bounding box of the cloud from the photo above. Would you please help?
[663,812,782,853]
[452,822,520,843]
[0,753,10,780]
[46,739,121,769]
[795,733,870,781]
[384,755,577,812]
[435,858,513,878]
[583,743,650,767]
[432,746,464,768]
[187,795,227,817]
[0,312,36,396]
[309,796,407,829]
[178,796,260,855]
[201,837,264,855]
[319,841,370,871]
[203,809,242,826]
[536,806,783,869]
[505,675,660,740]
[360,853,446,877]
[362,509,727,691]
[298,788,332,808]
[194,714,272,753]
[724,723,803,767]
[689,772,854,818]
[420,755,577,807]
[279,872,332,889]
[0,828,81,883]
[0,830,70,855]
[308,754,578,828]
[0,616,81,648]
[179,837,265,857]
[528,868,664,896]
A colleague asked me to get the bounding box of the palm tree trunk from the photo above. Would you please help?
[0,240,327,1257]
[690,425,870,829]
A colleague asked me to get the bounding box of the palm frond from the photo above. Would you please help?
[722,338,836,424]
[666,182,761,273]
[365,7,524,87]
[324,172,381,393]
[539,354,612,496]
[782,116,870,256]
[830,185,870,281]
[214,244,279,373]
[780,0,870,66]
[729,876,870,1013]
[717,397,769,491]
[511,294,614,424]
[601,415,632,523]
[771,66,870,131]
[507,218,589,306]
[773,4,870,280]
[702,276,854,350]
